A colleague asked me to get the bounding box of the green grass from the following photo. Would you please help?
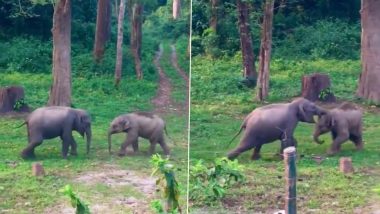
[0,68,188,213]
[190,56,380,213]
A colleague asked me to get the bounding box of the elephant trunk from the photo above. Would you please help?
[313,130,324,144]
[108,130,113,154]
[85,128,92,154]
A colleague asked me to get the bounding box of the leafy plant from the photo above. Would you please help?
[13,98,26,111]
[318,87,333,100]
[150,199,165,214]
[151,154,181,214]
[59,185,91,214]
[189,157,245,205]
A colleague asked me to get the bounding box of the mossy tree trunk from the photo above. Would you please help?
[48,0,72,107]
[131,3,143,79]
[356,0,380,103]
[94,0,112,62]
[114,0,126,87]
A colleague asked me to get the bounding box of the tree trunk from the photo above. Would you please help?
[173,0,180,19]
[131,3,143,80]
[356,0,380,103]
[236,0,257,80]
[256,0,274,101]
[94,0,112,62]
[301,73,336,102]
[210,0,218,32]
[114,0,126,87]
[48,0,71,107]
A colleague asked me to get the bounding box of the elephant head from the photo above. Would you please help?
[293,98,325,123]
[74,110,92,154]
[313,112,334,144]
[108,116,131,154]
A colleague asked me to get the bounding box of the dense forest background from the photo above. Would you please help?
[0,0,189,79]
[192,0,360,60]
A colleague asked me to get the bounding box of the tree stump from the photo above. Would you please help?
[301,73,336,102]
[339,157,354,174]
[32,162,45,176]
[0,86,29,113]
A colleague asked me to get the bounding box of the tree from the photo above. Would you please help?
[48,0,72,106]
[130,3,143,79]
[256,0,274,101]
[236,0,257,80]
[173,0,180,19]
[209,0,218,32]
[114,0,126,87]
[93,0,112,62]
[356,0,380,103]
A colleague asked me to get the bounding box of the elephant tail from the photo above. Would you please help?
[15,121,27,128]
[225,123,246,148]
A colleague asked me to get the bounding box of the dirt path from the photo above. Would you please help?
[152,44,189,115]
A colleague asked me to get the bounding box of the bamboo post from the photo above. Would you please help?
[284,146,297,214]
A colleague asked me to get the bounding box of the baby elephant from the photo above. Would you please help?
[108,112,170,157]
[20,106,92,159]
[313,102,363,155]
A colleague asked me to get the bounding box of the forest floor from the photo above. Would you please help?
[0,43,189,214]
[189,57,380,213]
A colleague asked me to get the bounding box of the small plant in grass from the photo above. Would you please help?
[151,154,181,214]
[374,184,380,196]
[318,87,333,100]
[189,157,245,205]
[59,185,91,214]
[13,98,26,111]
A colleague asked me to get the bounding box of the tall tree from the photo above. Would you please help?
[114,0,126,87]
[209,0,218,32]
[173,0,180,19]
[356,0,380,103]
[256,0,274,101]
[93,0,112,62]
[130,3,143,79]
[236,0,257,80]
[48,0,72,106]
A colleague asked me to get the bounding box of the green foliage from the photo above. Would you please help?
[151,154,181,213]
[374,185,380,196]
[318,87,333,101]
[189,158,245,205]
[150,199,165,214]
[60,185,91,214]
[13,98,26,111]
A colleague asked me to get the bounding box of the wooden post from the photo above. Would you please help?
[32,162,45,177]
[284,146,297,214]
[339,157,354,174]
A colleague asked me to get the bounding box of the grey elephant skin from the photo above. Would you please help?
[108,112,170,156]
[19,106,92,159]
[313,102,363,155]
[227,98,324,160]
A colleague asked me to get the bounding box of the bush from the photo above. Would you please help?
[273,19,360,60]
[189,158,245,205]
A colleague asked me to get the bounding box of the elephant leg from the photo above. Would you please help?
[328,132,349,155]
[158,139,170,156]
[149,140,157,155]
[227,141,255,160]
[61,135,76,159]
[349,134,363,151]
[132,141,139,152]
[119,133,138,156]
[251,144,262,160]
[21,140,43,159]
[69,140,78,156]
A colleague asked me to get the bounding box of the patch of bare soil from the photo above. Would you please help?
[44,164,157,214]
[152,45,175,114]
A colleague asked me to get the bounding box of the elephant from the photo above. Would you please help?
[107,112,170,157]
[313,102,363,155]
[19,106,92,159]
[227,98,325,160]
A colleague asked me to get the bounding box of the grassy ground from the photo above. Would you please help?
[0,46,188,213]
[189,56,380,213]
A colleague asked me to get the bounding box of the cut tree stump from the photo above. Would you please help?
[301,73,336,102]
[339,157,354,174]
[32,162,45,176]
[0,86,29,113]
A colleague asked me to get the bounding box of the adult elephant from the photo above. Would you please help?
[227,98,325,160]
[19,106,92,159]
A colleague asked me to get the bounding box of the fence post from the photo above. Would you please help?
[284,146,297,214]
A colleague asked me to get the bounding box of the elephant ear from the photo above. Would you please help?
[298,102,308,122]
[122,119,131,131]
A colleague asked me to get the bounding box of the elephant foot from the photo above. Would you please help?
[118,151,127,157]
[21,150,35,159]
[70,151,78,156]
[251,153,261,160]
[355,143,364,151]
[327,149,338,156]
